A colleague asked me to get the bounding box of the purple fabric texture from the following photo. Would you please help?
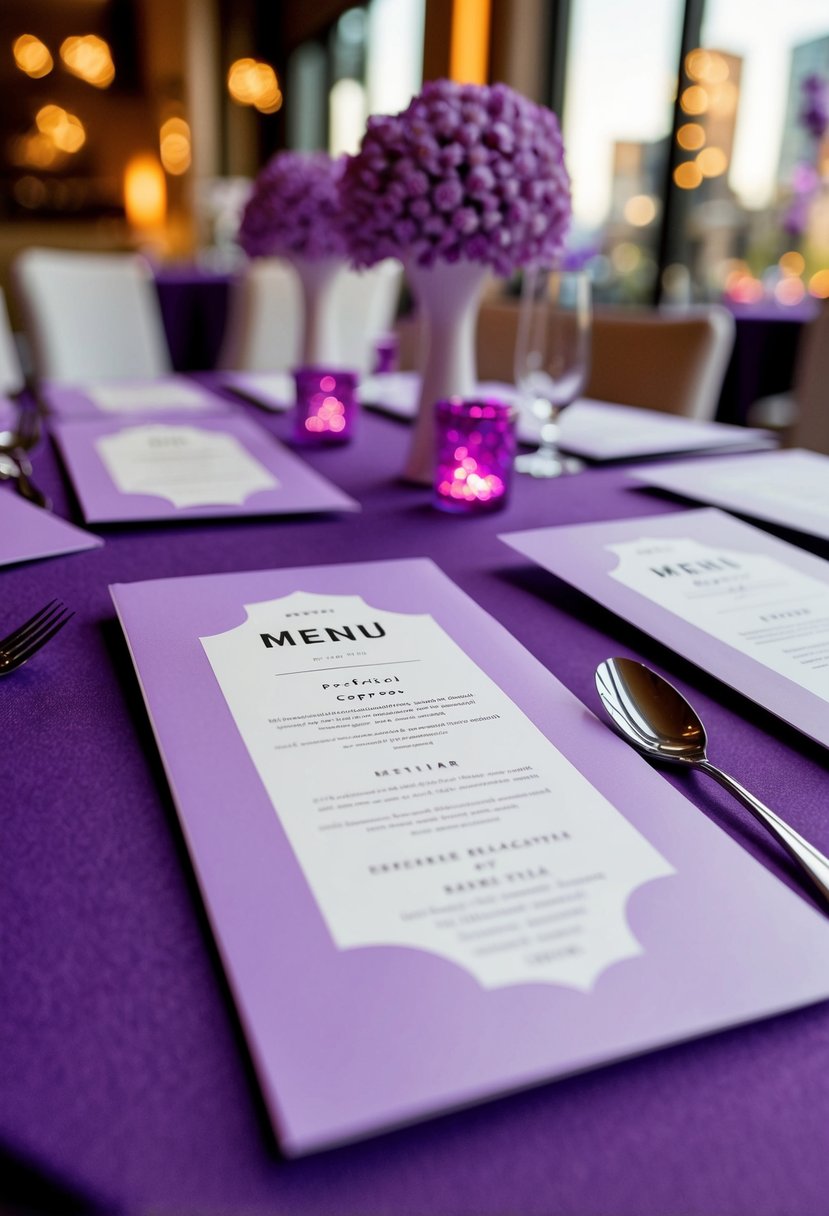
[3,385,829,1214]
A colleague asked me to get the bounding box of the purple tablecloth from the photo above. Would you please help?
[3,390,828,1215]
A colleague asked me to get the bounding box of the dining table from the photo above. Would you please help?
[2,380,829,1216]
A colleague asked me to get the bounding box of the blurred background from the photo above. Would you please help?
[0,0,827,314]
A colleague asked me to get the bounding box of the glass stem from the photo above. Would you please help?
[539,407,562,456]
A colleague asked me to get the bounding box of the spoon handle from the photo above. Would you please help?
[699,759,829,904]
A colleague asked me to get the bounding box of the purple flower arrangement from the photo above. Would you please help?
[340,79,571,275]
[783,74,829,237]
[798,74,829,142]
[237,151,348,260]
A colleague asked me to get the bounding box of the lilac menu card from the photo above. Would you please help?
[0,485,102,566]
[111,558,829,1155]
[43,375,233,420]
[501,507,829,749]
[629,448,829,540]
[51,414,359,523]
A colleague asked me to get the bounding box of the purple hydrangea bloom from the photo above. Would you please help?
[799,74,829,140]
[340,79,572,274]
[237,151,348,260]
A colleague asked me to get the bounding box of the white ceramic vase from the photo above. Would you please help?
[290,254,346,365]
[403,258,489,484]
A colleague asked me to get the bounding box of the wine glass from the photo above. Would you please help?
[514,268,592,477]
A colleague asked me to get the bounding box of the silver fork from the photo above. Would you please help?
[0,401,51,510]
[0,600,74,675]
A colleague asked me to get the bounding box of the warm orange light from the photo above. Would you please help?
[680,85,708,115]
[686,49,729,84]
[674,161,703,189]
[623,194,657,226]
[13,34,53,78]
[696,146,727,177]
[809,269,829,298]
[677,122,705,151]
[450,0,491,84]
[10,132,59,169]
[227,58,282,113]
[159,117,191,175]
[779,251,806,277]
[60,35,115,88]
[36,105,86,153]
[124,154,167,230]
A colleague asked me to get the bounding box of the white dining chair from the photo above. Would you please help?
[0,289,25,395]
[13,248,172,383]
[218,257,403,374]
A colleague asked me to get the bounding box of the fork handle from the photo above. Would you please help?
[699,758,829,905]
[12,453,50,510]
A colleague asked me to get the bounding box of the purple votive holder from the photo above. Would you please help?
[433,397,517,514]
[293,367,358,444]
[373,332,399,375]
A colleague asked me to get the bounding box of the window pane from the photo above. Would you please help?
[693,0,829,304]
[561,0,685,302]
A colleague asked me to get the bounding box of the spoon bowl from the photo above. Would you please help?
[595,656,829,908]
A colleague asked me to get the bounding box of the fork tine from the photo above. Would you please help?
[5,610,74,667]
[4,602,66,653]
[6,605,72,657]
[0,599,59,649]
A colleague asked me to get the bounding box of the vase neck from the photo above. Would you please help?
[406,259,489,324]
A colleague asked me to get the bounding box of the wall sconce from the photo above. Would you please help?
[124,154,167,248]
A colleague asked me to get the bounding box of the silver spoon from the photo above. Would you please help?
[595,656,829,906]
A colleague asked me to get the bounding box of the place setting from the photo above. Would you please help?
[111,550,829,1156]
[49,402,361,524]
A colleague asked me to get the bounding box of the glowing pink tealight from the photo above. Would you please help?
[433,397,516,514]
[293,368,358,444]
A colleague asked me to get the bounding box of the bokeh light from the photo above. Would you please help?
[227,58,282,114]
[774,277,806,305]
[13,34,53,78]
[60,35,115,88]
[686,49,729,85]
[779,251,805,277]
[674,161,703,189]
[623,194,657,226]
[36,105,86,153]
[696,146,727,177]
[680,85,708,115]
[808,269,829,298]
[159,116,191,175]
[677,122,705,151]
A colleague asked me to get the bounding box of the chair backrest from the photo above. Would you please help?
[0,289,25,395]
[216,257,301,373]
[13,248,172,382]
[474,299,736,420]
[586,305,735,420]
[789,300,829,455]
[218,257,403,374]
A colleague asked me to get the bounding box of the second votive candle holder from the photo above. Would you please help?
[293,367,358,444]
[433,397,517,514]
